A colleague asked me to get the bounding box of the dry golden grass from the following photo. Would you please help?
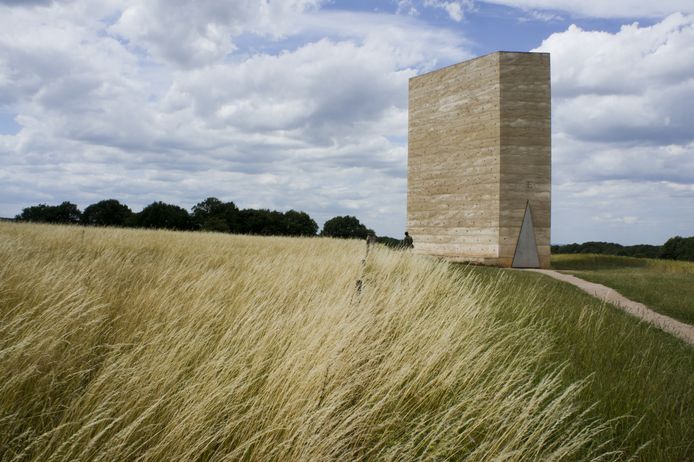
[1,223,615,461]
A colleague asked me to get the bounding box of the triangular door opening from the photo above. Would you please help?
[512,202,540,268]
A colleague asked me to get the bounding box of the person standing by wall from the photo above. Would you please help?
[403,231,414,249]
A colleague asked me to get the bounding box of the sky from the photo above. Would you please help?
[1,0,693,244]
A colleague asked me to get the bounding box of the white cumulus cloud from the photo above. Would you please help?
[0,0,469,237]
[109,0,324,68]
[535,13,694,244]
[481,0,694,18]
[424,0,474,21]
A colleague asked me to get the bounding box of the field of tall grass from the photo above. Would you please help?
[1,223,692,460]
[552,254,694,325]
[458,264,694,461]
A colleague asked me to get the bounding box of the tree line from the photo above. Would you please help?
[13,198,392,240]
[552,237,694,262]
[14,201,693,259]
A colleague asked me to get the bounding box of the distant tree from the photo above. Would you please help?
[376,236,402,248]
[200,216,230,233]
[661,236,694,261]
[617,244,661,259]
[552,241,661,259]
[191,197,225,222]
[191,197,239,233]
[321,215,370,239]
[578,241,624,255]
[81,199,133,227]
[50,202,80,223]
[136,201,192,230]
[238,209,287,235]
[16,204,52,222]
[54,202,82,224]
[284,210,318,236]
[16,202,81,224]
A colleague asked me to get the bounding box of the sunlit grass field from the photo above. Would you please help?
[456,264,694,461]
[1,223,693,461]
[552,254,694,325]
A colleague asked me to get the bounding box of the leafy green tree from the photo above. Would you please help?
[200,216,230,233]
[284,210,318,236]
[53,202,82,223]
[551,241,661,259]
[54,202,82,224]
[238,209,287,235]
[16,204,52,222]
[136,201,192,230]
[16,202,81,224]
[81,199,133,227]
[191,197,239,233]
[618,244,661,259]
[191,197,225,222]
[321,215,370,239]
[661,236,694,261]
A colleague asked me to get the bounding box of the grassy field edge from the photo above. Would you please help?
[551,254,694,325]
[454,264,694,461]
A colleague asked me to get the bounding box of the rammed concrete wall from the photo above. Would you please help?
[498,53,551,267]
[407,51,551,268]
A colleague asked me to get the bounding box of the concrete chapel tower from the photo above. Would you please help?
[407,52,551,268]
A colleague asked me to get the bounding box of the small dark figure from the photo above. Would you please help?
[403,231,414,249]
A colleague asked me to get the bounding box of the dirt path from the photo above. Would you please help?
[525,269,694,347]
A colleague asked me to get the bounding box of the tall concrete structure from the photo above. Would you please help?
[407,51,551,268]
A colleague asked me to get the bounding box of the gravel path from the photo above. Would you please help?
[525,269,694,347]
